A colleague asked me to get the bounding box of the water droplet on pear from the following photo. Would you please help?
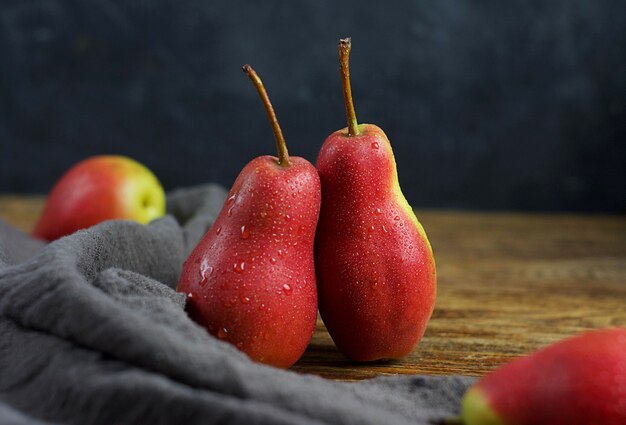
[234,262,245,273]
[217,327,228,339]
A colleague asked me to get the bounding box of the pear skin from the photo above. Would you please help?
[315,123,436,361]
[178,156,320,368]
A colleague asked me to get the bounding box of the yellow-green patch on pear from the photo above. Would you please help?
[461,388,505,425]
[120,160,166,224]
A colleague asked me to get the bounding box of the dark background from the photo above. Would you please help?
[1,0,625,212]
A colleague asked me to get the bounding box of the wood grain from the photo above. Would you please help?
[0,195,44,233]
[1,196,625,380]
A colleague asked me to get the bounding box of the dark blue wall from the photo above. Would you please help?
[1,0,625,212]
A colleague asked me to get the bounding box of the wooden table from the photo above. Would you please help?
[1,195,625,380]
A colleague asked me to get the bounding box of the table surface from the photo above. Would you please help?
[1,195,625,380]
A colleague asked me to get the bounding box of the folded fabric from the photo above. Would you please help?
[0,184,473,425]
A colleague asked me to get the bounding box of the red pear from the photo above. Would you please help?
[314,38,436,361]
[177,65,320,368]
[33,155,165,241]
[460,328,626,425]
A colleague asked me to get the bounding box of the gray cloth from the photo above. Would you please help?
[0,184,473,425]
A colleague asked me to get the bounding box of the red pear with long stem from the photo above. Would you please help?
[314,38,437,361]
[177,65,320,368]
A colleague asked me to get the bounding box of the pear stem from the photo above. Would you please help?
[339,38,359,136]
[242,64,290,167]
